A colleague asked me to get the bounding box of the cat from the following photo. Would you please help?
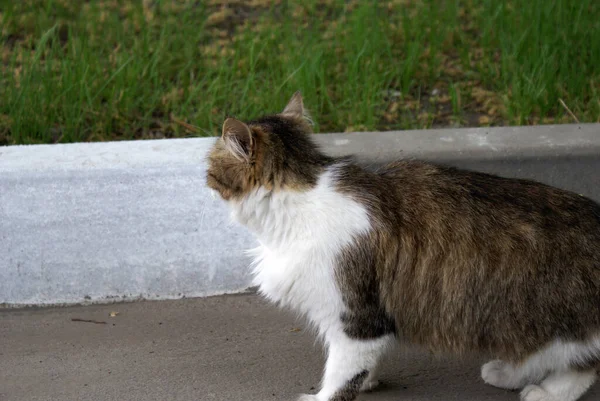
[206,92,600,401]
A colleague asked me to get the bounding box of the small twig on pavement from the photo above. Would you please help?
[71,318,107,324]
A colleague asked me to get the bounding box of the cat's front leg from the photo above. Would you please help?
[299,332,393,401]
[360,367,381,392]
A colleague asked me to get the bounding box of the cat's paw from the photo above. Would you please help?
[520,385,558,401]
[360,378,380,392]
[481,359,521,390]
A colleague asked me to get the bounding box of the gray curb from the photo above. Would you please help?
[1,124,599,307]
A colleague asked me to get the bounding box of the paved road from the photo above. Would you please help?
[1,294,598,401]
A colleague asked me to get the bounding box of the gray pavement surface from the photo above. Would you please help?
[1,294,599,401]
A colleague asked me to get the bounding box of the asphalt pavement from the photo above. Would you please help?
[1,294,598,401]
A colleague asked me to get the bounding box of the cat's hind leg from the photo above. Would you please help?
[481,359,544,390]
[482,360,598,401]
[484,334,600,401]
[520,369,597,401]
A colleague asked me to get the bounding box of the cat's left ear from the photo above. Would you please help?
[281,91,313,126]
[222,117,254,162]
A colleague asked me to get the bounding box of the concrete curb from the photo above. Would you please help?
[2,124,599,307]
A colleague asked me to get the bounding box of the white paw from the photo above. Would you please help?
[360,379,380,392]
[520,385,558,401]
[482,359,520,390]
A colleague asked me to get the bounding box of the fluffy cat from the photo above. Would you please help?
[206,92,600,401]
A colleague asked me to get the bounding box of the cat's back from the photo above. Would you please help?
[376,159,600,233]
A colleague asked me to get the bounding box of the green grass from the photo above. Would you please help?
[1,0,599,145]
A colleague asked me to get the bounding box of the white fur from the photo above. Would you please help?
[482,335,600,401]
[229,164,392,400]
[317,334,394,400]
[521,370,597,401]
[223,135,250,162]
[482,359,529,389]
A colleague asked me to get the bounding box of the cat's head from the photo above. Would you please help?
[206,92,331,201]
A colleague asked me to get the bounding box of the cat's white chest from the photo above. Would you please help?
[251,243,337,312]
[250,241,350,338]
[231,166,373,334]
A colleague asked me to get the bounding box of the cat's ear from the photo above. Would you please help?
[222,117,253,162]
[281,91,313,126]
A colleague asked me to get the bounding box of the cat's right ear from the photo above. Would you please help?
[281,91,313,126]
[222,117,254,162]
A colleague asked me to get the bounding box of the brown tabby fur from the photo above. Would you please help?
[335,161,600,362]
